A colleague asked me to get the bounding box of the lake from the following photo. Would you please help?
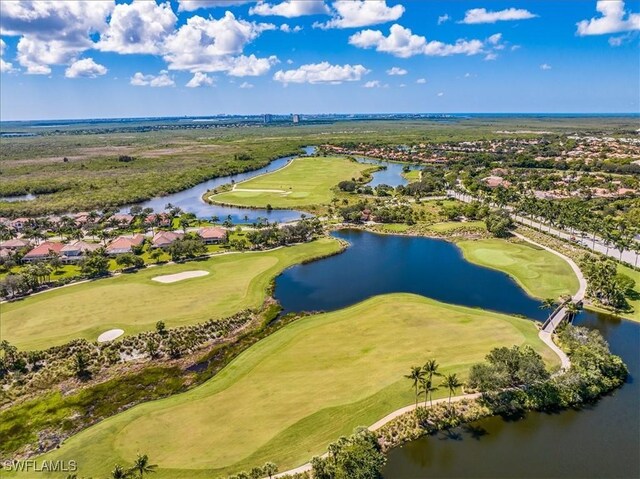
[273,229,639,479]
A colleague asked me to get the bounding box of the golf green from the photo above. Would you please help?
[210,156,371,208]
[456,238,580,300]
[35,293,557,478]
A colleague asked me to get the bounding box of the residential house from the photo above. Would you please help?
[0,238,30,250]
[109,214,135,227]
[10,217,30,231]
[22,241,64,263]
[106,234,145,256]
[198,227,227,244]
[151,231,183,248]
[61,240,100,262]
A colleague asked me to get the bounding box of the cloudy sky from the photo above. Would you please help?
[1,0,639,120]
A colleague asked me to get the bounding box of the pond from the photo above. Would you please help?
[273,229,639,479]
[0,193,36,202]
[356,157,422,187]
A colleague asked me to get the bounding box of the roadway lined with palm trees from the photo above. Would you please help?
[447,190,640,267]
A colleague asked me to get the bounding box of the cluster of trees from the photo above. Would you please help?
[397,169,446,197]
[467,331,627,417]
[405,359,463,408]
[443,201,513,237]
[167,236,208,261]
[339,201,414,225]
[107,453,156,479]
[226,462,278,479]
[580,255,636,310]
[0,263,53,298]
[245,218,323,248]
[311,428,386,479]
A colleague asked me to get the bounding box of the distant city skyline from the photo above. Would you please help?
[1,0,639,120]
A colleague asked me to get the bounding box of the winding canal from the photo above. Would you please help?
[274,230,640,479]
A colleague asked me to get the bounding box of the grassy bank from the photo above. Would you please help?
[456,238,580,300]
[209,156,371,209]
[32,293,557,478]
[2,238,341,350]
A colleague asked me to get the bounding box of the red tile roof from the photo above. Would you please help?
[24,241,64,258]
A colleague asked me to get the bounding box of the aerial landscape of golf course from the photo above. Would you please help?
[33,293,558,478]
[2,0,640,476]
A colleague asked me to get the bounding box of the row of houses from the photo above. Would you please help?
[0,227,228,263]
[0,212,172,233]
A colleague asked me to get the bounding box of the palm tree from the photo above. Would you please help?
[262,462,278,479]
[419,378,439,408]
[565,301,582,322]
[111,464,130,479]
[539,298,556,312]
[405,366,425,408]
[130,453,157,478]
[443,373,463,405]
[422,359,442,406]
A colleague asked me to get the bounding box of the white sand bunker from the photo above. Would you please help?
[97,329,124,342]
[152,270,209,283]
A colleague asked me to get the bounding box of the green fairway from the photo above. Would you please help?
[35,293,557,478]
[1,239,341,350]
[427,220,486,232]
[457,238,579,300]
[210,156,371,208]
[618,264,640,322]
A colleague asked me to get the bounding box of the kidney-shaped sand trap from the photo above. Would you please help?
[97,329,125,342]
[151,270,210,284]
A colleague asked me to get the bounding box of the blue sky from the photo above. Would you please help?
[0,0,639,120]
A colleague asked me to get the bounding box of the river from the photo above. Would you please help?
[119,148,420,223]
[273,230,640,479]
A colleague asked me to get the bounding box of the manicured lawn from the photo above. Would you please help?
[378,223,411,232]
[618,264,640,322]
[427,220,486,232]
[1,238,341,350]
[35,293,557,479]
[457,238,579,300]
[210,156,371,208]
[402,169,421,181]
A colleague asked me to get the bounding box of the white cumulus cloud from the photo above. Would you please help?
[178,0,254,12]
[386,67,407,75]
[162,12,278,76]
[577,0,640,35]
[416,78,426,84]
[363,80,381,88]
[540,63,552,70]
[97,1,177,55]
[186,71,215,87]
[280,24,303,33]
[250,1,329,18]
[130,70,175,87]
[65,58,107,78]
[240,81,254,88]
[315,0,404,29]
[0,0,113,74]
[461,8,537,24]
[349,24,488,58]
[273,62,369,84]
[438,14,450,25]
[0,38,16,73]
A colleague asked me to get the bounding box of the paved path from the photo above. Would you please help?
[512,232,582,370]
[273,393,482,478]
[448,190,640,267]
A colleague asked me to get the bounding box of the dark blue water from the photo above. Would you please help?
[356,158,422,187]
[273,229,639,479]
[275,229,545,319]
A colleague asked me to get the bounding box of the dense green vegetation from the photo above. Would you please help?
[32,293,555,478]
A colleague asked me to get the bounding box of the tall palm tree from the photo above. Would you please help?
[111,464,130,479]
[405,366,425,408]
[443,373,463,405]
[130,453,157,478]
[419,378,439,407]
[539,298,556,313]
[422,359,442,406]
